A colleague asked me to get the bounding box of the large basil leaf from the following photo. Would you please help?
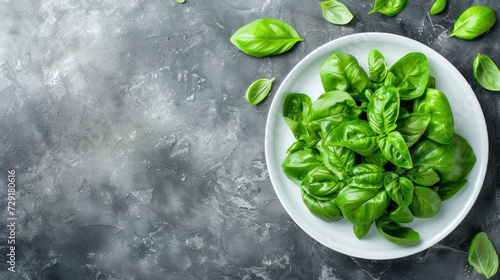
[320,52,372,102]
[336,186,389,225]
[430,0,446,15]
[378,131,413,169]
[409,186,442,218]
[317,140,355,178]
[369,0,410,17]
[301,188,343,222]
[468,232,499,279]
[434,179,468,201]
[368,49,388,83]
[347,164,385,189]
[281,148,322,185]
[389,205,414,223]
[388,52,429,100]
[283,93,317,143]
[230,18,304,57]
[384,175,414,208]
[301,165,345,199]
[396,112,431,148]
[473,54,500,91]
[410,134,476,183]
[324,120,379,156]
[361,149,389,167]
[406,166,440,187]
[353,223,372,239]
[320,0,353,25]
[450,6,497,40]
[367,86,400,135]
[310,90,362,137]
[375,215,419,246]
[414,88,454,144]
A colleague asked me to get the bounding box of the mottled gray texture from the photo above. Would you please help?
[0,0,499,279]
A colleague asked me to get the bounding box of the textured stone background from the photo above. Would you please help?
[0,0,499,279]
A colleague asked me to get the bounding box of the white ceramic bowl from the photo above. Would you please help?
[265,32,488,260]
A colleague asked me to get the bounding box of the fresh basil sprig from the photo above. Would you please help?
[450,6,497,40]
[245,78,275,105]
[473,54,500,91]
[369,0,410,17]
[429,0,446,15]
[230,18,304,57]
[320,0,353,25]
[469,232,499,279]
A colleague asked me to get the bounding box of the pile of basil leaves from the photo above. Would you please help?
[281,50,477,245]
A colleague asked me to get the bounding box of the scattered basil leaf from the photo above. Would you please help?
[429,0,446,15]
[176,0,185,3]
[450,6,497,40]
[469,232,499,279]
[473,54,500,91]
[369,0,410,17]
[245,78,274,105]
[375,215,419,245]
[230,18,304,57]
[320,0,353,25]
[368,49,388,83]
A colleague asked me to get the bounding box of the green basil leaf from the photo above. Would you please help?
[369,0,410,17]
[375,215,419,246]
[347,164,385,189]
[230,18,304,57]
[283,93,318,143]
[473,54,500,91]
[396,112,431,148]
[281,148,322,185]
[367,86,400,135]
[361,149,389,167]
[302,165,345,199]
[336,186,389,225]
[434,179,467,201]
[317,140,355,178]
[409,185,442,218]
[406,166,440,186]
[429,0,446,15]
[286,140,308,154]
[410,134,476,183]
[353,223,372,239]
[469,232,499,279]
[389,205,414,223]
[320,52,372,102]
[368,49,388,83]
[384,176,414,208]
[450,6,497,40]
[245,78,275,105]
[301,187,343,222]
[324,120,379,156]
[426,75,436,89]
[413,88,454,144]
[378,131,413,169]
[320,0,353,25]
[388,52,429,100]
[176,0,185,3]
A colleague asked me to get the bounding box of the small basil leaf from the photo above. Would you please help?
[396,113,431,148]
[230,18,304,57]
[384,176,414,208]
[336,186,389,225]
[378,131,413,169]
[324,120,379,156]
[301,188,343,222]
[320,52,372,102]
[413,88,454,144]
[367,86,400,135]
[450,6,497,40]
[434,179,467,201]
[347,164,385,189]
[368,49,388,83]
[473,54,500,91]
[369,0,410,17]
[283,93,318,143]
[429,0,446,15]
[320,0,353,25]
[302,165,345,199]
[388,52,429,100]
[281,148,322,185]
[245,78,275,105]
[409,186,442,218]
[353,223,372,239]
[469,232,499,279]
[176,0,185,3]
[375,215,419,246]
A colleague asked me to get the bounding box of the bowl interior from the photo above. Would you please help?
[265,33,488,260]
